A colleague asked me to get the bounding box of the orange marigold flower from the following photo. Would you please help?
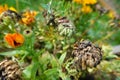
[0,4,17,14]
[83,0,97,5]
[22,11,37,25]
[0,4,8,14]
[81,5,92,13]
[4,33,24,48]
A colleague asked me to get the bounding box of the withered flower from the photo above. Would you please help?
[0,4,20,23]
[0,59,22,80]
[4,33,24,48]
[57,17,75,36]
[0,10,21,22]
[72,40,103,70]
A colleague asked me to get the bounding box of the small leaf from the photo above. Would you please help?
[23,62,39,79]
[40,3,52,14]
[40,4,49,10]
[31,62,39,80]
[0,50,28,56]
[23,64,33,79]
[59,52,66,64]
[44,68,58,77]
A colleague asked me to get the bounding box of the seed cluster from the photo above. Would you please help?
[43,10,75,36]
[0,59,22,80]
[72,40,103,70]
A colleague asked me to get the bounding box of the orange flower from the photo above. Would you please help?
[83,0,97,5]
[22,11,37,25]
[4,33,24,48]
[81,5,92,13]
[73,0,97,5]
[0,4,17,14]
[0,4,8,14]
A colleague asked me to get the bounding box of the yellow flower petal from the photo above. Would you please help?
[9,7,17,12]
[81,5,92,13]
[108,11,115,19]
[73,0,97,5]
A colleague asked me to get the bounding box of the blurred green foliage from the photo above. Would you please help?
[0,0,120,80]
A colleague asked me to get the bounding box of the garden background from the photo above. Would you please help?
[0,0,120,80]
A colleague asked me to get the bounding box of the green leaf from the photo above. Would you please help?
[59,70,71,80]
[116,76,120,80]
[31,62,39,80]
[23,64,33,79]
[44,68,58,77]
[105,54,118,60]
[0,50,28,56]
[51,55,59,68]
[40,3,52,14]
[40,3,49,10]
[43,68,59,80]
[19,0,31,5]
[59,52,66,64]
[23,62,39,79]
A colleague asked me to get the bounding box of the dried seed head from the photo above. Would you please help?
[0,10,21,23]
[0,59,22,80]
[43,10,75,37]
[72,40,103,70]
[57,18,75,37]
